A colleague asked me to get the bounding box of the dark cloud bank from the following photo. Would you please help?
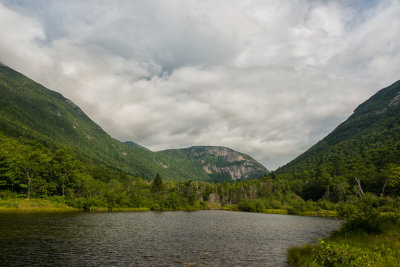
[1,0,399,169]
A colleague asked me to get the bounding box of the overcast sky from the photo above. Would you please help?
[1,0,400,169]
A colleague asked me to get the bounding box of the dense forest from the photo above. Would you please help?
[1,132,400,216]
[0,133,298,211]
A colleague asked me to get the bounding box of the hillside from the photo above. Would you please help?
[0,65,162,179]
[157,146,268,182]
[276,80,400,198]
[0,65,267,182]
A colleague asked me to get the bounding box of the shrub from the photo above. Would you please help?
[238,199,265,212]
[269,199,283,209]
[312,240,373,266]
[340,208,384,234]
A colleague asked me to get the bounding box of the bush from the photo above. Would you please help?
[317,199,338,211]
[312,240,373,266]
[340,208,384,234]
[0,191,20,199]
[269,199,283,209]
[338,193,398,234]
[238,199,265,212]
[200,201,208,210]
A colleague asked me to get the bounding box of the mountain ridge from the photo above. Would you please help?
[275,79,400,199]
[0,65,268,182]
[158,146,268,181]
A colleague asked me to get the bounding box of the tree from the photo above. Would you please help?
[0,139,52,197]
[0,137,20,191]
[184,180,197,205]
[51,148,81,197]
[383,164,400,195]
[104,179,126,210]
[151,173,164,192]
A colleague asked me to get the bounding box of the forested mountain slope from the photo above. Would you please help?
[276,80,400,199]
[0,65,163,179]
[0,65,267,182]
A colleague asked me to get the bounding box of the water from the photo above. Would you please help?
[0,210,341,266]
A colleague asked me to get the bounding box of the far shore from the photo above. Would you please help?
[0,198,339,217]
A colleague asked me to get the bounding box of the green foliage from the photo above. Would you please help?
[312,240,374,266]
[0,65,267,183]
[334,194,400,236]
[0,197,77,211]
[287,244,316,266]
[289,222,400,266]
[238,199,265,212]
[276,80,400,200]
[338,194,385,234]
[151,174,164,192]
[289,196,400,266]
[290,227,400,267]
[0,133,341,212]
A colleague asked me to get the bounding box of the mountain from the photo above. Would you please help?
[0,64,160,179]
[0,65,268,182]
[276,80,400,197]
[157,146,268,181]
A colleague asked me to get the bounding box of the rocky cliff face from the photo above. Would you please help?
[181,146,269,181]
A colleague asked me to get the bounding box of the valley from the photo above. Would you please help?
[1,65,400,266]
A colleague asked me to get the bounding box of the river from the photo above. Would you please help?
[0,210,340,266]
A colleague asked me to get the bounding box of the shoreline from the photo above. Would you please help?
[0,198,339,217]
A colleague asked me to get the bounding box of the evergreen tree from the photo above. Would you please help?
[152,173,163,192]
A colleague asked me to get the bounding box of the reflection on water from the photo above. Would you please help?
[0,210,340,266]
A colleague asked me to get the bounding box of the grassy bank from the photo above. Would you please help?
[0,198,339,218]
[0,198,79,212]
[221,203,338,216]
[0,198,203,212]
[288,225,400,266]
[288,196,400,266]
[293,210,338,217]
[0,198,213,212]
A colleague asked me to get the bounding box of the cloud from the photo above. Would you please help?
[0,0,400,169]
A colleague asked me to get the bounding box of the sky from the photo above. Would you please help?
[0,0,400,170]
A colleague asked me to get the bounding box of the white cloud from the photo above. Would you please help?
[0,0,400,169]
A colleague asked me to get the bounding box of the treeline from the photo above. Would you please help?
[275,137,400,202]
[0,134,329,211]
[1,134,400,213]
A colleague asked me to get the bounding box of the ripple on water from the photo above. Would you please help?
[0,211,340,266]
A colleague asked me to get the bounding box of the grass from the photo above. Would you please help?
[293,210,338,217]
[287,244,315,267]
[0,198,79,212]
[109,207,151,212]
[287,224,400,266]
[0,197,338,220]
[221,204,237,211]
[264,209,289,214]
[221,205,338,217]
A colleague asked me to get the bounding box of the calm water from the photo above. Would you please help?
[0,211,340,266]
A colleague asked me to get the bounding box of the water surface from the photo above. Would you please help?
[0,210,341,266]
